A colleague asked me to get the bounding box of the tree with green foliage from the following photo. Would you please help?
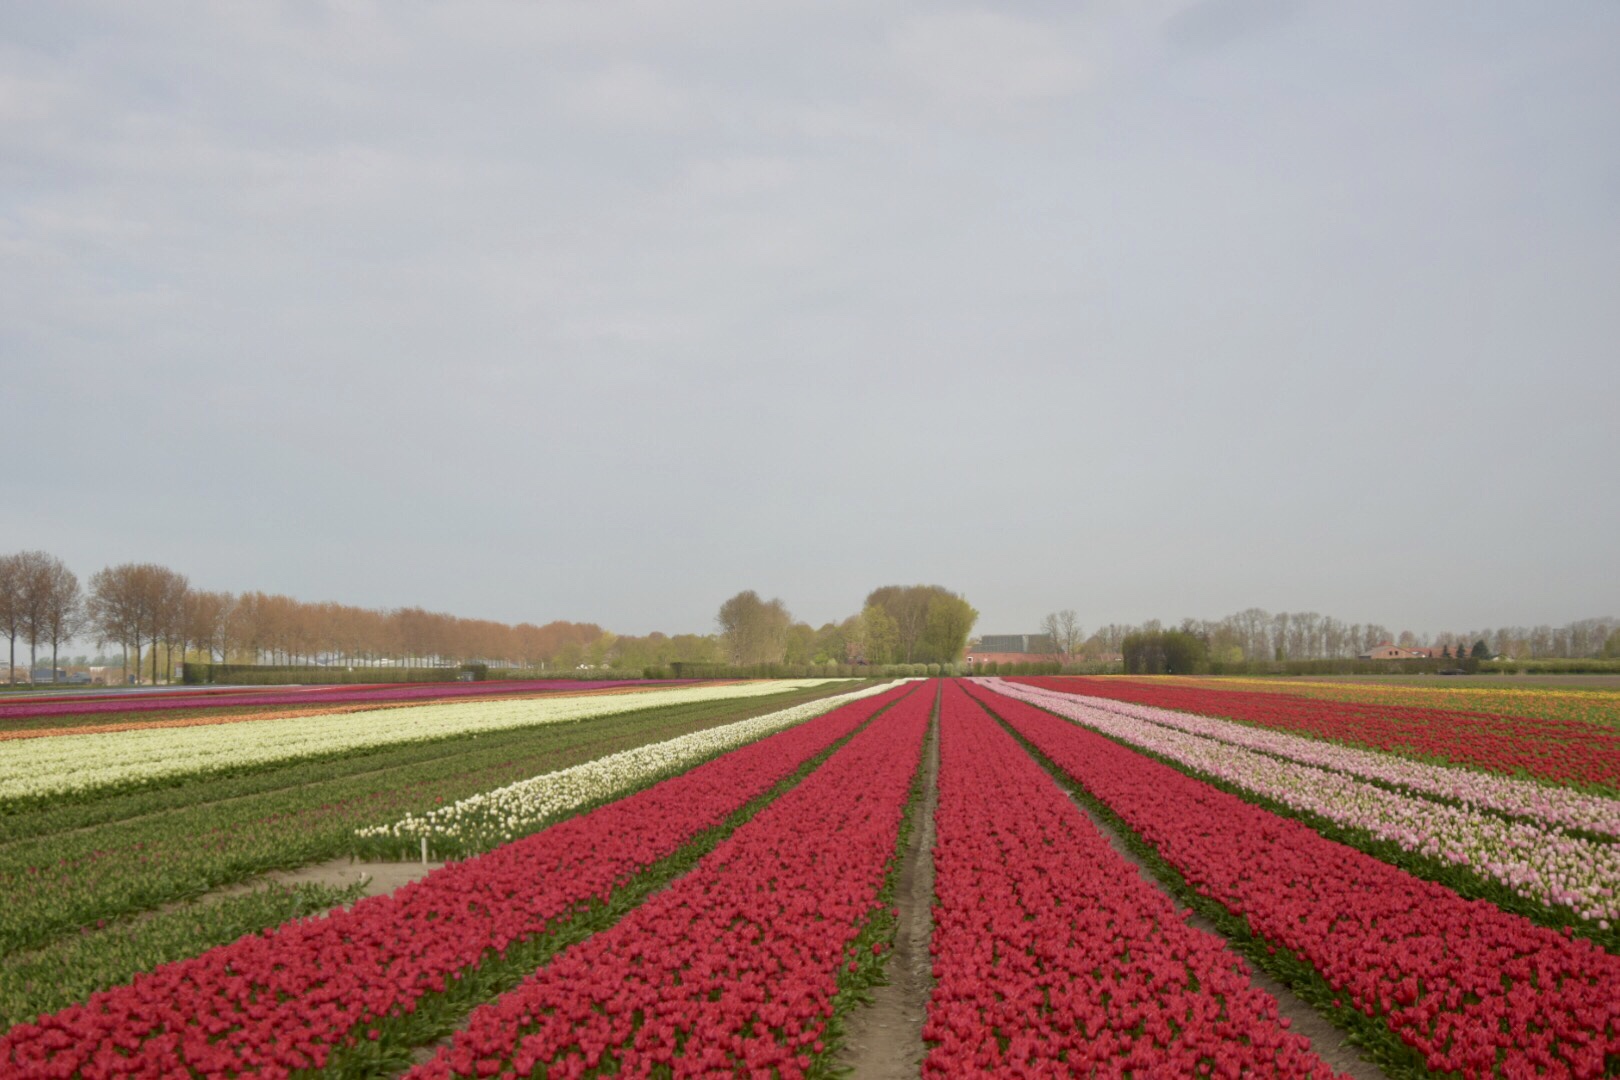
[1471,639,1491,660]
[921,591,978,663]
[1122,629,1208,674]
[855,604,899,665]
[864,584,977,664]
[716,590,792,666]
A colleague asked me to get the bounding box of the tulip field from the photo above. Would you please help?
[3,675,1618,1077]
[1014,676,1620,791]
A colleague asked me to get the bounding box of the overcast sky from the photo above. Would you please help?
[3,1,1617,638]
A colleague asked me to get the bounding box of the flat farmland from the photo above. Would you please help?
[0,678,865,1028]
[1159,674,1620,726]
[3,676,1617,1077]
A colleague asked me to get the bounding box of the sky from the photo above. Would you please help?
[3,1,1617,638]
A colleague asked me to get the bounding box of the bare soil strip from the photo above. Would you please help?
[835,695,939,1079]
[241,857,447,901]
[1060,792,1390,1080]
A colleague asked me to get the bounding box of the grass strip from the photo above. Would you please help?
[974,695,1435,1080]
[294,687,917,1079]
[0,882,366,1029]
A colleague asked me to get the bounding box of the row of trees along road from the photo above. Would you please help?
[0,552,86,685]
[716,585,979,667]
[0,550,606,684]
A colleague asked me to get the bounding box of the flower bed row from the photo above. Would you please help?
[0,679,839,808]
[354,679,907,857]
[0,679,679,722]
[0,686,674,744]
[1175,677,1620,729]
[1011,677,1620,790]
[405,680,935,1079]
[925,681,1342,1077]
[988,680,1620,927]
[997,680,1620,838]
[0,688,855,961]
[968,682,1620,1079]
[0,682,917,1077]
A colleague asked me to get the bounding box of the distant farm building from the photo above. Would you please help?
[967,634,1055,667]
[1357,641,1471,661]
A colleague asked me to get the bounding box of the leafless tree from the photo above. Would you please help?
[87,563,188,684]
[186,590,235,662]
[88,564,147,682]
[36,556,86,682]
[155,569,190,682]
[0,554,23,683]
[1039,609,1085,663]
[11,550,61,677]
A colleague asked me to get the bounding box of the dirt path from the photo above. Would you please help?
[1062,793,1389,1080]
[244,856,447,900]
[835,694,939,1079]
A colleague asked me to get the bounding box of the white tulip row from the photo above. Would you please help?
[999,680,1620,838]
[355,680,906,856]
[985,679,1620,925]
[0,680,844,806]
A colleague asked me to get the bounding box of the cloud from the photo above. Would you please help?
[682,155,797,198]
[2,1,1616,635]
[564,63,695,130]
[890,9,1086,108]
[1164,0,1302,52]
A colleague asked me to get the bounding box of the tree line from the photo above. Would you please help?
[715,585,979,668]
[0,554,982,685]
[1034,606,1620,665]
[0,550,604,684]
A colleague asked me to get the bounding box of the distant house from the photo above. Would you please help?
[967,633,1059,668]
[1357,641,1441,661]
[966,651,1053,667]
[977,634,1054,654]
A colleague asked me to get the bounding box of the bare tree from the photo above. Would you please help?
[87,563,188,685]
[1040,609,1085,664]
[88,564,147,683]
[0,554,21,683]
[37,556,85,682]
[186,590,235,662]
[12,550,58,677]
[155,570,190,682]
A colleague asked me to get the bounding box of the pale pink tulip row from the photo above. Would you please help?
[987,680,1620,926]
[997,680,1620,837]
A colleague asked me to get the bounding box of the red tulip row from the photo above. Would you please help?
[1010,676,1620,790]
[968,682,1620,1078]
[0,682,918,1079]
[406,681,935,1079]
[926,681,1343,1078]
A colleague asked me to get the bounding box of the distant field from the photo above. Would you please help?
[1164,674,1620,726]
[0,678,680,732]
